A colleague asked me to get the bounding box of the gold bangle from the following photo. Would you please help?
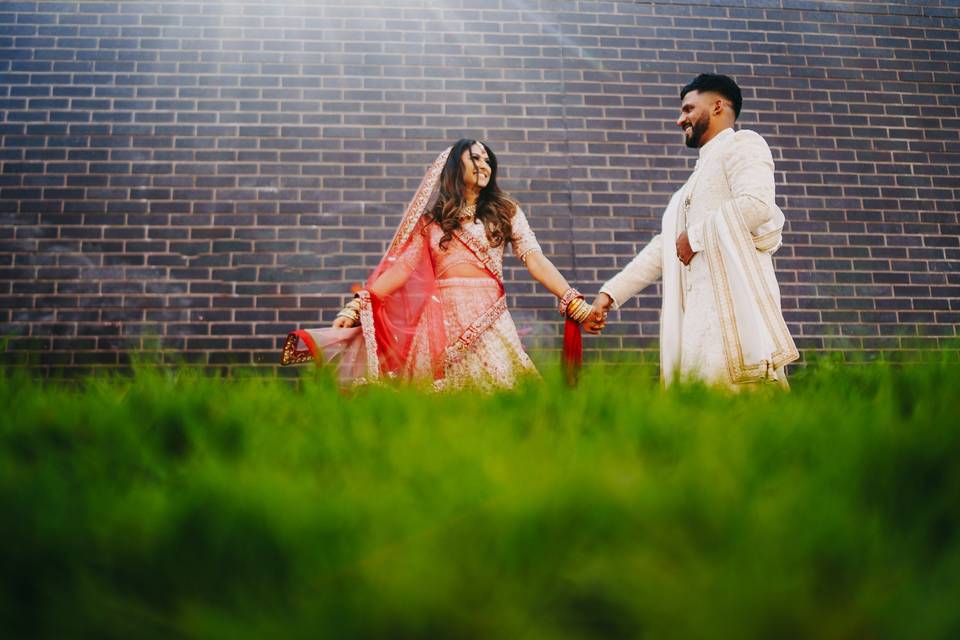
[336,302,360,321]
[566,297,587,321]
[569,297,591,323]
[571,301,590,324]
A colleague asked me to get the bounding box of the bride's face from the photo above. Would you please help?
[460,143,491,193]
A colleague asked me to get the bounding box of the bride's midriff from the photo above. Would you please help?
[438,264,490,279]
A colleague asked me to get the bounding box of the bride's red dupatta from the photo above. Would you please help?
[280,149,451,384]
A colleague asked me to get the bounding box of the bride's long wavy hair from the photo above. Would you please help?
[431,139,516,251]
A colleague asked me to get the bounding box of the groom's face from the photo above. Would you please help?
[677,90,712,149]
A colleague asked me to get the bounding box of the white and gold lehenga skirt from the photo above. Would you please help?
[281,277,538,392]
[432,277,538,391]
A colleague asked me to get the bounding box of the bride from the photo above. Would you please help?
[280,139,603,390]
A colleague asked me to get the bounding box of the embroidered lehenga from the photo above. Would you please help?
[280,148,544,391]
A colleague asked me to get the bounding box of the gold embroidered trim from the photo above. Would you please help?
[726,199,799,370]
[389,148,451,254]
[704,201,799,384]
[517,246,541,263]
[356,290,380,380]
[453,226,503,283]
[444,295,507,367]
[705,218,756,382]
[280,332,313,366]
[753,226,781,252]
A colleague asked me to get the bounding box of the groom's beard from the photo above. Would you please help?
[684,113,710,148]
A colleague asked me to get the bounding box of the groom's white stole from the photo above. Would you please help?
[660,176,798,384]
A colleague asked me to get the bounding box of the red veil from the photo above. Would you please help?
[280,149,452,384]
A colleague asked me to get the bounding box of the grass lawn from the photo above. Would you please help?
[2,358,959,639]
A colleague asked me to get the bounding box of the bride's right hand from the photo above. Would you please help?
[332,316,357,329]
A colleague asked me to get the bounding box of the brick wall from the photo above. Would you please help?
[1,0,958,375]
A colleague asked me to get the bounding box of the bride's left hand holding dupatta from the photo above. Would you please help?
[281,139,599,390]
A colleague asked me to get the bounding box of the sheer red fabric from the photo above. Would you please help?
[366,216,447,380]
[280,148,452,383]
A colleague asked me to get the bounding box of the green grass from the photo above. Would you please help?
[2,359,959,639]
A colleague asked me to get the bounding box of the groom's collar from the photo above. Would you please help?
[696,127,734,166]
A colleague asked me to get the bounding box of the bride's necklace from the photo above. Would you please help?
[458,202,477,223]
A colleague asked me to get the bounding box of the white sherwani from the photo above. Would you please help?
[600,128,798,386]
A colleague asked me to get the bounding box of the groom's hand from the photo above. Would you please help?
[676,231,697,265]
[584,293,612,334]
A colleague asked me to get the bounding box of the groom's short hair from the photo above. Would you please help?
[680,74,742,119]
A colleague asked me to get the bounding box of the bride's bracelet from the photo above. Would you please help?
[336,297,362,323]
[557,287,582,316]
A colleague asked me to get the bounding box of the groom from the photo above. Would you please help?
[586,74,798,386]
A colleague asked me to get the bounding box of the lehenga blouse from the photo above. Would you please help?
[393,207,542,278]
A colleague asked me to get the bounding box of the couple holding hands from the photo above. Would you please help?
[281,74,798,391]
